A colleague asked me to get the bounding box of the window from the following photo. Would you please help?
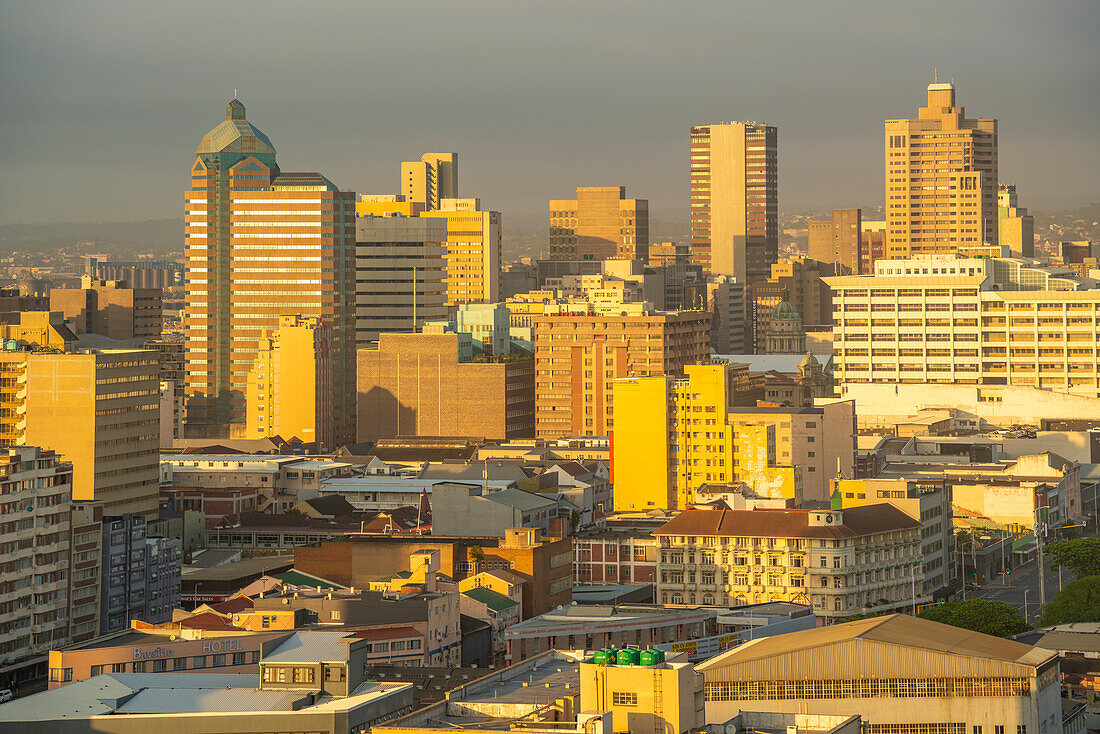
[233,652,246,666]
[330,610,341,621]
[212,654,226,667]
[612,691,638,706]
[90,665,104,676]
[133,662,146,673]
[111,663,126,673]
[293,667,315,683]
[152,659,167,672]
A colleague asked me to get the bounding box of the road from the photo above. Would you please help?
[973,553,1077,625]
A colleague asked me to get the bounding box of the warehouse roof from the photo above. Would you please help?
[654,505,919,539]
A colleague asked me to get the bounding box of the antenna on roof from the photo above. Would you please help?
[933,68,938,83]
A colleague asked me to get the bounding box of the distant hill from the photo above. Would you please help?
[0,218,183,259]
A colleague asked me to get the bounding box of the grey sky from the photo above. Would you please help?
[1,0,1097,226]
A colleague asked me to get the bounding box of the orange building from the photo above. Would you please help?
[183,98,355,443]
[532,308,711,438]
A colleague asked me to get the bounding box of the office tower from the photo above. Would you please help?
[355,193,423,218]
[689,122,778,282]
[244,315,333,446]
[549,186,649,262]
[748,258,834,354]
[706,276,746,353]
[401,152,458,210]
[0,311,159,516]
[808,208,862,274]
[0,447,73,686]
[885,79,998,256]
[422,198,502,306]
[355,214,448,344]
[532,308,710,439]
[826,253,1100,422]
[183,98,356,444]
[998,183,1035,257]
[49,276,162,340]
[357,332,535,442]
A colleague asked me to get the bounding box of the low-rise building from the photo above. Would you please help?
[653,505,924,622]
[698,613,1062,733]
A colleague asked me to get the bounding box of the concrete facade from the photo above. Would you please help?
[50,277,162,340]
[549,186,649,262]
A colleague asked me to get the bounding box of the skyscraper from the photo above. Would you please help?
[885,79,998,257]
[689,122,778,282]
[183,98,356,446]
[998,183,1035,257]
[422,198,502,306]
[401,152,458,211]
[548,186,649,262]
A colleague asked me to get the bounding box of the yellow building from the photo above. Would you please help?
[401,152,458,211]
[422,198,501,306]
[0,311,159,516]
[355,194,424,218]
[243,315,332,447]
[612,363,798,512]
[580,653,702,734]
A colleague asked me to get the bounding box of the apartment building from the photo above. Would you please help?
[243,315,334,447]
[690,122,778,281]
[422,198,502,306]
[0,447,73,689]
[401,152,458,210]
[549,186,649,262]
[826,255,1100,421]
[49,276,162,340]
[533,308,710,439]
[612,363,801,511]
[653,505,924,622]
[99,513,182,634]
[885,80,998,256]
[184,98,356,443]
[357,332,535,442]
[832,477,953,598]
[706,275,746,354]
[68,502,103,645]
[355,214,448,344]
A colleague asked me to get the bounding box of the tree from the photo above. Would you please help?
[569,510,581,535]
[469,545,485,574]
[1045,538,1100,578]
[1040,575,1100,626]
[917,599,1030,638]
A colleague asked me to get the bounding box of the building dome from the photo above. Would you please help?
[770,297,801,323]
[196,97,277,159]
[798,352,819,369]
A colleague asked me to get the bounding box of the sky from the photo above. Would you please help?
[1,0,1097,225]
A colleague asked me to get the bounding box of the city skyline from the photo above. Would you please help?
[1,0,1098,226]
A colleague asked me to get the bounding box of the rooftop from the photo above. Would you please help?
[262,630,355,664]
[654,505,920,540]
[181,555,294,582]
[462,586,518,613]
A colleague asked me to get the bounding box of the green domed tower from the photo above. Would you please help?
[765,290,807,354]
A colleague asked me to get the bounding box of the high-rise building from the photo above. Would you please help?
[0,311,159,516]
[998,183,1035,257]
[183,98,356,443]
[354,214,448,345]
[706,276,746,354]
[859,220,887,274]
[98,513,181,635]
[885,80,998,257]
[422,198,502,307]
[49,276,162,340]
[689,122,778,282]
[357,332,534,443]
[533,309,710,439]
[808,208,862,274]
[549,186,649,262]
[0,447,73,689]
[612,363,800,511]
[68,502,103,645]
[401,152,458,210]
[244,315,333,446]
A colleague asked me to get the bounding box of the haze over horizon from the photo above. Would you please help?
[1,0,1097,226]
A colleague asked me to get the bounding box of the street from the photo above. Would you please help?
[974,556,1077,625]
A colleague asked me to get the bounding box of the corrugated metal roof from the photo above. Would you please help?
[262,630,353,663]
[115,686,303,713]
[463,586,519,612]
[698,614,1055,681]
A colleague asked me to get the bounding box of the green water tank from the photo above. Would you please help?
[639,649,660,666]
[604,648,618,665]
[616,648,639,666]
[593,649,607,664]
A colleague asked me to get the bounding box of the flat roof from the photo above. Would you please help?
[182,555,294,581]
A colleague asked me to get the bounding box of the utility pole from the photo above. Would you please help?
[1034,506,1047,611]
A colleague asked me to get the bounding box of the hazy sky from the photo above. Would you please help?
[1,0,1097,226]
